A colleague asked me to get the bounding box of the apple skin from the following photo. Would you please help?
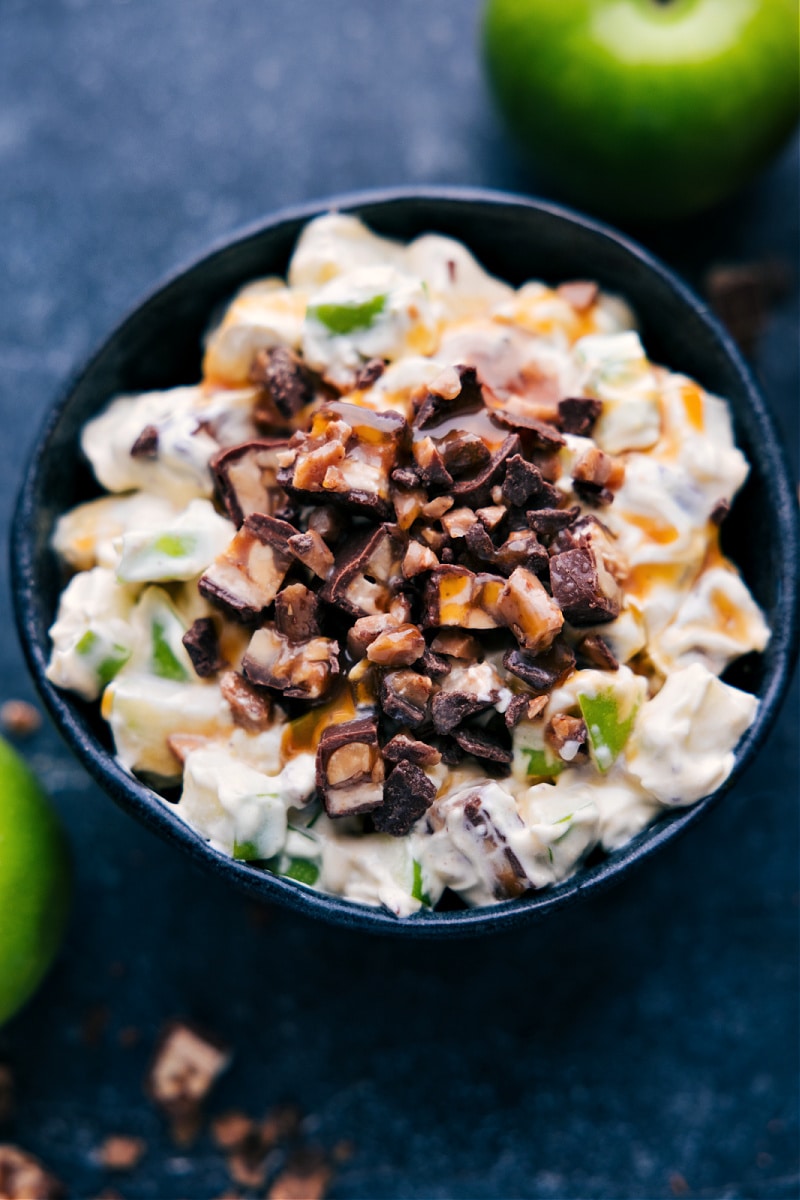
[0,737,72,1026]
[483,0,800,220]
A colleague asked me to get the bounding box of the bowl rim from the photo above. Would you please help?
[11,184,800,937]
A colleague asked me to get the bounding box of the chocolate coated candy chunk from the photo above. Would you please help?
[373,760,436,836]
[501,455,558,508]
[211,438,289,527]
[199,513,297,622]
[413,363,485,430]
[503,693,548,729]
[502,639,576,693]
[250,345,315,419]
[413,437,454,490]
[316,717,384,817]
[489,410,565,449]
[431,690,495,734]
[274,583,321,642]
[451,725,513,765]
[278,402,406,519]
[379,670,432,727]
[558,397,602,437]
[182,618,226,678]
[321,524,404,618]
[527,506,581,538]
[549,547,621,625]
[243,626,339,700]
[576,633,619,671]
[382,734,442,767]
[220,670,273,731]
[287,530,335,580]
[354,358,386,389]
[437,430,491,478]
[451,434,521,508]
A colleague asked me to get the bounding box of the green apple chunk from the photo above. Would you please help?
[483,0,800,219]
[512,719,564,782]
[116,498,233,584]
[308,293,388,335]
[0,738,72,1026]
[578,688,640,773]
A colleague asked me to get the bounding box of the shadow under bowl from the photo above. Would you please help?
[11,187,800,936]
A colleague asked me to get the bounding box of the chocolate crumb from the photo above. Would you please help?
[268,1149,333,1200]
[0,1146,63,1199]
[94,1135,147,1172]
[0,699,42,738]
[147,1022,231,1146]
[211,1111,254,1151]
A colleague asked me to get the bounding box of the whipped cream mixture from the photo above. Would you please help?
[47,214,769,916]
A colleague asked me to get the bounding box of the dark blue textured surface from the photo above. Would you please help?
[0,2,798,1196]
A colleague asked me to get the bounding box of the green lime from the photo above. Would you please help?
[0,736,72,1026]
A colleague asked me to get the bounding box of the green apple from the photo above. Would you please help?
[483,0,800,220]
[0,737,72,1026]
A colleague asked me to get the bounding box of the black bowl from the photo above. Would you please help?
[12,187,800,936]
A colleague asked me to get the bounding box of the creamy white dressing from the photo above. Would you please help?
[47,213,767,917]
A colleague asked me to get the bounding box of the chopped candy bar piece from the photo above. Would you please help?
[576,633,619,671]
[503,639,576,693]
[366,623,426,667]
[382,733,442,767]
[199,513,296,622]
[558,397,603,437]
[220,670,273,730]
[431,690,494,734]
[278,401,408,518]
[287,529,335,579]
[182,617,226,678]
[211,439,289,526]
[422,565,505,630]
[451,724,513,766]
[489,410,565,449]
[274,583,321,642]
[316,717,384,817]
[549,547,622,625]
[321,524,405,618]
[250,344,315,420]
[413,363,485,430]
[380,670,433,726]
[496,567,564,652]
[451,434,522,508]
[373,760,436,836]
[243,626,338,700]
